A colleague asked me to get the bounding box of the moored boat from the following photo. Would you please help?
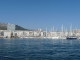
[66,36,77,40]
[51,36,59,39]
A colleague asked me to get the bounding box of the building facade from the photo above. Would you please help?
[7,23,15,31]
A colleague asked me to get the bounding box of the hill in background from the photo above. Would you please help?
[0,22,29,30]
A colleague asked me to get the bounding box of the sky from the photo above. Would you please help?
[0,0,80,30]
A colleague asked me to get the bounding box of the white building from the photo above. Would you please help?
[33,31,38,37]
[4,31,11,38]
[41,32,43,37]
[15,30,23,37]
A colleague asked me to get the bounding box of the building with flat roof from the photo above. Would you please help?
[7,23,15,32]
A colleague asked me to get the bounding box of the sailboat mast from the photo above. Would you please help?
[46,28,47,37]
[70,24,72,36]
[61,25,63,37]
[62,24,63,32]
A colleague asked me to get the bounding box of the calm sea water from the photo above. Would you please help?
[0,38,80,60]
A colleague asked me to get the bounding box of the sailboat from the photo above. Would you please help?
[66,24,77,40]
[51,27,59,39]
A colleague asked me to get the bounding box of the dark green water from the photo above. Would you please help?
[0,38,80,60]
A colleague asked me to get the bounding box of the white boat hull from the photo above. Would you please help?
[51,37,59,39]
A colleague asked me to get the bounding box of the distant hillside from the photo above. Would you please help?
[0,22,29,30]
[15,25,29,30]
[0,22,7,30]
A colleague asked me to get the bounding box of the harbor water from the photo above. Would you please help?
[0,38,80,60]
